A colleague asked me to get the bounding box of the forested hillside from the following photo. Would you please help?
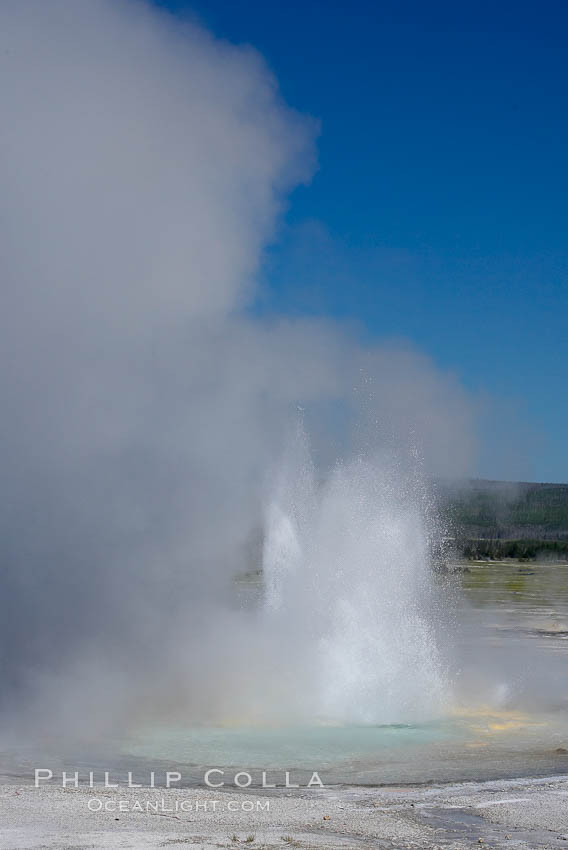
[438,480,568,560]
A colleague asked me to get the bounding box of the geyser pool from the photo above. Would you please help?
[116,705,568,786]
[4,563,568,787]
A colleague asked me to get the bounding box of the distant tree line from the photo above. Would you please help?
[437,480,568,550]
[460,538,568,561]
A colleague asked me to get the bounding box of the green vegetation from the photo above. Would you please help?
[461,538,568,561]
[438,480,568,561]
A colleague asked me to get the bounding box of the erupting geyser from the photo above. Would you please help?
[261,430,451,725]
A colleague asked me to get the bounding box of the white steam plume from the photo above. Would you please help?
[0,0,475,737]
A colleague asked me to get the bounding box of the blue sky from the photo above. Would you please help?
[156,0,567,482]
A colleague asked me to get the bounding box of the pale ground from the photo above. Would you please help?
[2,776,568,850]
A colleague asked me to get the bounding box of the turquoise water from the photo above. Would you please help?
[125,719,456,768]
[118,708,568,785]
[4,711,567,786]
